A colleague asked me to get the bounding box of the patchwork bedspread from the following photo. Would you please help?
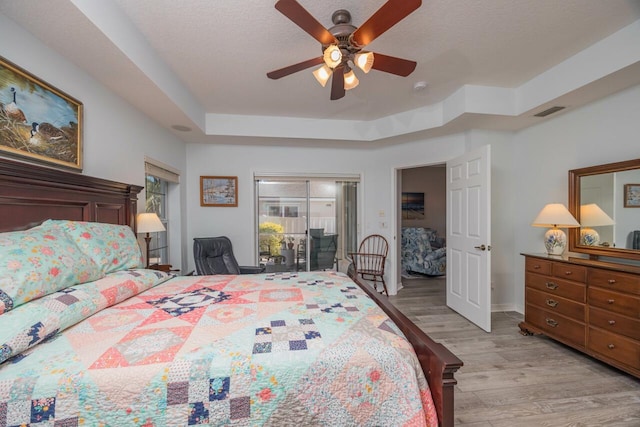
[0,271,437,426]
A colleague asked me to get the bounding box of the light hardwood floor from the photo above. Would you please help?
[388,277,640,426]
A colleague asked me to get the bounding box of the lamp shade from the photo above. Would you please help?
[354,52,374,73]
[580,203,615,226]
[323,44,342,68]
[137,213,165,233]
[532,203,579,255]
[579,203,614,246]
[312,65,332,87]
[531,203,580,228]
[343,69,359,90]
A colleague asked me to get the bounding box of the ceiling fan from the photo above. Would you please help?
[266,0,422,100]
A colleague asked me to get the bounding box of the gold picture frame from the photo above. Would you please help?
[200,176,238,207]
[624,183,640,207]
[0,56,82,170]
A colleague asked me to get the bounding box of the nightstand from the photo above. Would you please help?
[147,264,194,276]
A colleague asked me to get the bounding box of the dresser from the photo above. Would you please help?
[520,253,640,378]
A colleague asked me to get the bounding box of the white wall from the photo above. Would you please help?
[186,83,640,309]
[513,84,640,312]
[0,13,189,269]
[187,143,373,268]
[186,134,468,295]
[4,10,639,311]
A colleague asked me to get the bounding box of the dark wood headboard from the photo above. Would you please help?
[0,157,143,232]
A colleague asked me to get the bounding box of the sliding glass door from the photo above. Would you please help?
[255,176,359,273]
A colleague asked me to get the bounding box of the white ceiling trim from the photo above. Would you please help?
[68,2,640,142]
[517,19,640,114]
[70,0,205,130]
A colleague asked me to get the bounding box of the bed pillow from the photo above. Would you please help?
[0,225,101,315]
[44,220,144,275]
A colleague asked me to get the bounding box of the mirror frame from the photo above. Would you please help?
[568,158,640,261]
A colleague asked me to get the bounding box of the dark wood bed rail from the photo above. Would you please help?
[349,270,463,427]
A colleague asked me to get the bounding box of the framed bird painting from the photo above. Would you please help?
[0,56,82,171]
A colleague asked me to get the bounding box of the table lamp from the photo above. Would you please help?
[532,203,580,255]
[579,203,615,246]
[137,212,166,267]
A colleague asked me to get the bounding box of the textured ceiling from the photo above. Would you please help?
[1,0,639,144]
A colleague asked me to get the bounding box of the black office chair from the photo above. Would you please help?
[310,233,338,271]
[193,237,265,275]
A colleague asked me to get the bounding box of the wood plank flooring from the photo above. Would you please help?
[388,277,640,426]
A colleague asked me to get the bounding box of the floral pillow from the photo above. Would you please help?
[0,225,101,315]
[44,220,144,275]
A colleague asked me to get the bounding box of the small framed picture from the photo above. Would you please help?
[624,184,640,207]
[200,176,238,207]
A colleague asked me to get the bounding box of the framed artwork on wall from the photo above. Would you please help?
[624,184,640,207]
[0,56,83,171]
[402,192,425,219]
[200,176,238,207]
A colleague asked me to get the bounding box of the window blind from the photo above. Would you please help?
[144,158,180,183]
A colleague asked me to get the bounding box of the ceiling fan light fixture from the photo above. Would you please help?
[312,65,332,87]
[323,44,342,68]
[354,52,374,73]
[343,69,359,90]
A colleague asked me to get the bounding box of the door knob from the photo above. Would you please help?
[474,244,486,251]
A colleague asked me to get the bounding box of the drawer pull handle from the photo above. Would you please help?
[545,318,558,328]
[545,282,558,290]
[533,265,541,269]
[607,279,616,284]
[546,299,558,308]
[564,271,572,275]
[608,320,616,325]
[608,344,615,350]
[607,299,615,304]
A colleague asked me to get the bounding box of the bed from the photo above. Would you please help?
[0,157,462,426]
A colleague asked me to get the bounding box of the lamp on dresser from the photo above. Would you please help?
[137,212,166,267]
[531,203,580,255]
[579,203,615,246]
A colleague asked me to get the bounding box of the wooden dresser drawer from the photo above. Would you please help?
[525,257,552,275]
[588,327,640,370]
[552,263,587,283]
[525,305,585,348]
[522,254,640,378]
[526,288,585,321]
[589,306,640,341]
[588,287,640,319]
[526,273,586,302]
[588,268,640,296]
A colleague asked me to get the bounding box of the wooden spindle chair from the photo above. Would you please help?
[349,234,389,295]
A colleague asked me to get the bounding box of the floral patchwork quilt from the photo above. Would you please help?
[0,271,437,426]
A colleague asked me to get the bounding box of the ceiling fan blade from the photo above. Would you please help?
[267,57,324,79]
[275,0,337,45]
[351,0,422,48]
[330,66,345,100]
[370,53,417,77]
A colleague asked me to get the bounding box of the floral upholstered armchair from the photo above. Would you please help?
[401,227,446,276]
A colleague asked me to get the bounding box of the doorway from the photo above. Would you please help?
[398,164,447,282]
[395,146,492,332]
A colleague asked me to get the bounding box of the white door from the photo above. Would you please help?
[446,145,492,332]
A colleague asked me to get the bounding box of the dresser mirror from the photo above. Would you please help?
[568,158,640,261]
